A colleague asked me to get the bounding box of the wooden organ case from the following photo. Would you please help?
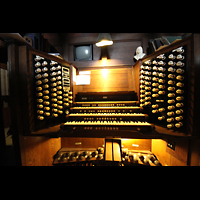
[7,34,200,166]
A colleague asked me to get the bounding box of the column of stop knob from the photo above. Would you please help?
[35,55,51,120]
[50,61,65,117]
[139,61,152,107]
[151,56,166,119]
[166,46,185,129]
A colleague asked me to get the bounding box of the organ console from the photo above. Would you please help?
[13,34,200,138]
[7,33,200,166]
[5,34,200,166]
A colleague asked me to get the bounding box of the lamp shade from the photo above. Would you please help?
[95,33,113,47]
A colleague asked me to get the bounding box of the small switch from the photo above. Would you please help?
[167,140,175,151]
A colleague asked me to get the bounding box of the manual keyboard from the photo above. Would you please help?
[60,99,153,136]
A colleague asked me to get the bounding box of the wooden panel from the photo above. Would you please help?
[151,139,171,166]
[121,139,151,151]
[132,60,140,100]
[7,44,23,165]
[151,139,189,166]
[21,136,61,166]
[89,69,128,90]
[189,139,200,166]
[18,46,31,134]
[75,67,134,93]
[166,139,189,164]
[61,137,104,149]
[192,34,200,135]
[108,40,141,60]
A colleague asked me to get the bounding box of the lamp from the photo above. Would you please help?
[95,33,113,47]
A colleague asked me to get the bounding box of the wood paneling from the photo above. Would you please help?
[21,136,61,166]
[132,60,141,100]
[7,44,23,165]
[43,33,64,55]
[151,139,189,166]
[121,139,151,151]
[61,137,104,149]
[75,67,134,93]
[108,40,141,60]
[189,139,200,166]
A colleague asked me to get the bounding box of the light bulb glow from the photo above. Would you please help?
[102,57,107,66]
[96,40,113,47]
